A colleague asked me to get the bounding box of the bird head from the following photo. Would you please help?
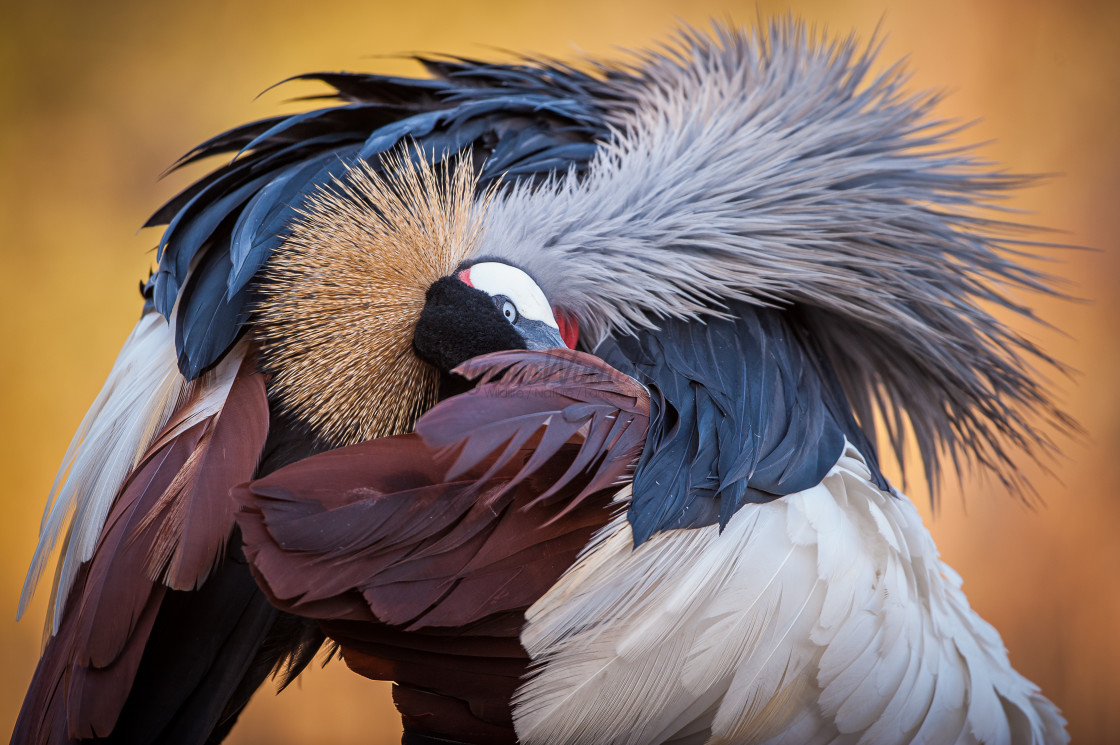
[252,152,571,447]
[413,261,567,373]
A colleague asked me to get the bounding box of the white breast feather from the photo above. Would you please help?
[514,442,1067,745]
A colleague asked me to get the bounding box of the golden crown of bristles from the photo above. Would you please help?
[254,149,490,445]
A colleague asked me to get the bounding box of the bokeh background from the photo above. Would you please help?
[2,0,1117,742]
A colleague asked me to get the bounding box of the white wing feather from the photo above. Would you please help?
[515,442,1067,745]
[19,310,185,634]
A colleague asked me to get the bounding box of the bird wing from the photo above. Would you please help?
[234,348,648,739]
[13,342,273,744]
[509,302,1065,744]
[150,66,613,380]
[515,443,1067,745]
[594,302,887,545]
[16,62,611,745]
[17,22,1073,745]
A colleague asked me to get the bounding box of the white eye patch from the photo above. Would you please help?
[459,262,558,329]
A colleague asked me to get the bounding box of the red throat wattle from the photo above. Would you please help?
[553,309,578,350]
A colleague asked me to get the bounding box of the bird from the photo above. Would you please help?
[12,18,1071,745]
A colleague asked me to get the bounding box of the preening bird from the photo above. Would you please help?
[13,19,1071,745]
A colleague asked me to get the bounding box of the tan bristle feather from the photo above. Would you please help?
[254,149,488,444]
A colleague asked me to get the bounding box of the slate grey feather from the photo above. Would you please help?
[477,20,1071,499]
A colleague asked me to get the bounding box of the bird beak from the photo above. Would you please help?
[518,320,567,351]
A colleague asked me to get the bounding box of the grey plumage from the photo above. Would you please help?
[14,17,1073,745]
[478,19,1071,500]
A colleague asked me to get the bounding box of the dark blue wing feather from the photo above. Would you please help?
[285,72,454,105]
[595,303,890,546]
[233,104,406,159]
[419,56,634,106]
[158,117,291,177]
[145,61,617,379]
[175,247,251,380]
[226,147,361,299]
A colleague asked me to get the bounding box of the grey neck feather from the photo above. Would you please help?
[473,20,1072,500]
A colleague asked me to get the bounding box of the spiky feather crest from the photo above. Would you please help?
[255,149,487,444]
[477,19,1072,499]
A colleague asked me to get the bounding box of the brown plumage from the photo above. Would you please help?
[11,344,271,743]
[14,20,1072,745]
[140,346,269,591]
[235,348,650,743]
[254,150,490,445]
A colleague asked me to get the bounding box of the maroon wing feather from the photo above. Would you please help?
[13,350,270,744]
[237,348,647,626]
[142,362,269,590]
[235,348,648,743]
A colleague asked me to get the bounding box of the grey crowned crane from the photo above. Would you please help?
[13,20,1070,745]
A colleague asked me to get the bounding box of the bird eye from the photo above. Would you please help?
[501,299,519,324]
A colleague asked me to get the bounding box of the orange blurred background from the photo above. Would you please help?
[2,0,1118,743]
